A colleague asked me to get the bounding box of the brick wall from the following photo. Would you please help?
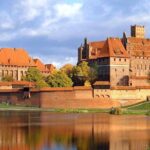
[0,89,40,106]
[0,86,149,109]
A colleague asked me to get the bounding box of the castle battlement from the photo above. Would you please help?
[78,25,150,88]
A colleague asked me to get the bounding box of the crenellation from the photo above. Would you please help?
[78,25,150,88]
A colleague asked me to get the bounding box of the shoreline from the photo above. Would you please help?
[0,105,149,115]
[0,101,149,115]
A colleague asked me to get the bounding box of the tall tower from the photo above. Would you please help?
[131,25,145,38]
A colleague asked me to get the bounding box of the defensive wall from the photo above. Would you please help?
[0,86,149,109]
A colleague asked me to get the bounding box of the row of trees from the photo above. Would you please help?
[1,61,99,88]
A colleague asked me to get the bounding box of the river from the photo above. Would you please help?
[0,111,149,150]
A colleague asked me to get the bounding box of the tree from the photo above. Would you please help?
[36,80,49,88]
[72,61,90,86]
[60,64,73,78]
[89,62,99,83]
[22,67,43,82]
[22,67,49,88]
[2,75,14,82]
[72,61,99,86]
[46,71,73,87]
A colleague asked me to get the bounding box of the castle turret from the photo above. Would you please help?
[131,25,145,38]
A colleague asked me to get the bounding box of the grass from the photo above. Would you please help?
[122,101,150,115]
[0,103,110,113]
[0,101,150,115]
[53,108,110,113]
[127,101,150,110]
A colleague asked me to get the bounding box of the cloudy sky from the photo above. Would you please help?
[0,0,150,67]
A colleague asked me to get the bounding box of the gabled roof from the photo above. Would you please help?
[88,38,129,58]
[0,48,35,66]
[89,41,105,48]
[107,38,129,57]
[0,48,55,73]
[33,58,50,72]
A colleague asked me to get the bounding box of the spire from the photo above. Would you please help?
[84,37,87,45]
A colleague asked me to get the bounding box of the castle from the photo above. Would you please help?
[0,48,55,81]
[78,25,150,88]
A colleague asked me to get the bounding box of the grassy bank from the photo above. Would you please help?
[0,101,149,115]
[0,103,109,113]
[122,101,150,115]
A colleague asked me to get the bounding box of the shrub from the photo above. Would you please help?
[110,107,122,115]
[146,111,150,116]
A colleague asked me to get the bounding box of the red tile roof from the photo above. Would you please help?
[127,37,150,57]
[0,48,35,66]
[0,48,55,73]
[88,38,129,58]
[33,58,49,73]
[89,41,105,48]
[45,64,56,73]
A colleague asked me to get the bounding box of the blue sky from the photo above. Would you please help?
[0,0,150,67]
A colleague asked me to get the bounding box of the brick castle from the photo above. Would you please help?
[0,25,149,108]
[0,48,55,81]
[78,25,150,88]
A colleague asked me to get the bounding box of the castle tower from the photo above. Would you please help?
[131,25,145,38]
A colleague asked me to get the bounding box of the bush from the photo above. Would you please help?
[110,107,122,115]
[146,111,150,116]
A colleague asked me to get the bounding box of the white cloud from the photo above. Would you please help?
[32,55,77,68]
[41,2,83,30]
[0,12,14,29]
[14,0,49,22]
[54,3,82,18]
[50,56,77,68]
[0,32,16,41]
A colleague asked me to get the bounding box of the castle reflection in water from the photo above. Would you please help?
[0,112,149,150]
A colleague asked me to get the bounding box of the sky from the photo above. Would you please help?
[0,0,150,68]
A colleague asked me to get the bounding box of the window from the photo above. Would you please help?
[119,58,121,61]
[125,59,126,62]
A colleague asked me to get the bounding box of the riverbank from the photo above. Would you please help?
[122,101,150,115]
[0,103,110,113]
[0,102,149,115]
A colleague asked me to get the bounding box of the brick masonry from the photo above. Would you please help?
[0,86,149,109]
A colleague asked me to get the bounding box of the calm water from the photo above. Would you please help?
[0,111,149,150]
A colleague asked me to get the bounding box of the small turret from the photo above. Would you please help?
[131,25,145,38]
[84,37,88,46]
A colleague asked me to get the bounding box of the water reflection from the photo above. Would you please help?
[0,111,149,150]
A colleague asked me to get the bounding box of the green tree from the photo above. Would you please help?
[60,64,73,78]
[89,62,99,83]
[22,67,43,82]
[72,61,98,86]
[46,71,73,87]
[22,67,49,88]
[36,80,49,88]
[1,75,14,82]
[72,61,90,83]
